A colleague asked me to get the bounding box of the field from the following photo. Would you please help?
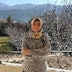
[0,64,22,72]
[0,36,9,48]
[0,37,9,42]
[0,64,55,72]
[0,36,13,52]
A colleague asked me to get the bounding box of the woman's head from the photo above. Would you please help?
[31,18,42,32]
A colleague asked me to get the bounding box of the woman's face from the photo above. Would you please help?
[32,20,41,32]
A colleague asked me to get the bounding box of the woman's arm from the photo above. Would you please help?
[21,34,31,55]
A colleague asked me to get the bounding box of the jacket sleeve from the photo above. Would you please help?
[39,32,51,55]
[21,33,27,51]
[32,32,51,57]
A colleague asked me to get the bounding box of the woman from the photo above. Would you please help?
[21,18,51,72]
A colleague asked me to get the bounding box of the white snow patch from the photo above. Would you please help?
[2,61,22,67]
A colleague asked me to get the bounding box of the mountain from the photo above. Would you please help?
[0,3,36,10]
[0,3,10,10]
[0,8,46,22]
[0,3,71,22]
[0,3,61,10]
[11,4,35,10]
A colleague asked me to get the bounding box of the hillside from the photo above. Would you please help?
[0,3,64,22]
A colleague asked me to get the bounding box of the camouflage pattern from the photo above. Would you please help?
[22,30,51,72]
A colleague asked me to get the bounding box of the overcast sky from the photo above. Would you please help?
[0,0,72,6]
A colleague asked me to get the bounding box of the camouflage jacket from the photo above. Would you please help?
[22,30,51,57]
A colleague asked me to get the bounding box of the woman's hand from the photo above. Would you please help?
[22,49,31,55]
